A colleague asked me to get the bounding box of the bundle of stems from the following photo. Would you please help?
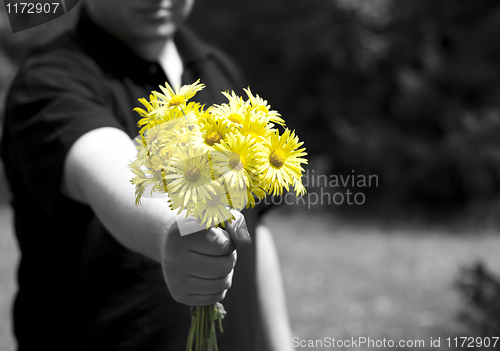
[186,303,226,351]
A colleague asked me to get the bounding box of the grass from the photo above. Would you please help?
[1,202,500,350]
[264,205,500,350]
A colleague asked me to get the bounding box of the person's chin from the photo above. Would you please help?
[156,22,178,37]
[136,23,178,41]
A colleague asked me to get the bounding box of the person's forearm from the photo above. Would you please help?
[61,127,174,262]
[61,126,251,306]
[256,224,295,351]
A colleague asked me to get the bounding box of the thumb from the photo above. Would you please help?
[225,210,252,247]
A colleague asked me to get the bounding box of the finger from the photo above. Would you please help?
[184,251,237,279]
[187,226,235,256]
[186,269,233,295]
[225,210,252,247]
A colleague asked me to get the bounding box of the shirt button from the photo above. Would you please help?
[149,65,158,75]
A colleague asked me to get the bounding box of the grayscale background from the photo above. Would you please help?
[2,1,500,350]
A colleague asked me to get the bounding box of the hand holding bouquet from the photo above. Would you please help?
[129,80,307,350]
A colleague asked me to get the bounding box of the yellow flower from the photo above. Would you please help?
[153,79,205,109]
[257,129,308,196]
[212,91,249,127]
[192,184,234,229]
[163,143,219,208]
[196,110,212,127]
[244,87,285,126]
[240,111,274,145]
[211,102,247,127]
[129,156,173,206]
[167,191,197,217]
[130,82,309,227]
[135,94,169,135]
[293,178,307,197]
[135,81,204,134]
[191,117,236,153]
[226,185,266,210]
[140,121,189,166]
[221,90,246,109]
[134,93,167,119]
[212,133,265,208]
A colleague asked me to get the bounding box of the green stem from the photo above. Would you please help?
[185,304,224,351]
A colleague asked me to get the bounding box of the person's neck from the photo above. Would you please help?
[127,36,184,88]
[127,38,171,62]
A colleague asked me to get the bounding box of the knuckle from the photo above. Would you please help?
[224,257,235,275]
[211,276,231,294]
[224,276,232,290]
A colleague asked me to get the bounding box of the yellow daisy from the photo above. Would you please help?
[221,90,246,109]
[129,154,173,206]
[212,133,261,188]
[192,184,234,229]
[191,117,235,153]
[143,107,200,153]
[196,110,212,127]
[225,184,266,210]
[135,94,168,135]
[163,143,218,207]
[257,128,308,196]
[210,102,247,127]
[244,87,285,126]
[143,122,183,163]
[153,79,205,109]
[167,191,197,217]
[129,160,154,205]
[134,93,165,119]
[240,111,274,145]
[293,178,307,196]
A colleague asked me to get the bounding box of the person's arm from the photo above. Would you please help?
[61,126,251,305]
[256,224,295,351]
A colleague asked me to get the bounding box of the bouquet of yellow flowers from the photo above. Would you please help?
[129,80,307,351]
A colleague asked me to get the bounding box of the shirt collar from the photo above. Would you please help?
[74,6,213,84]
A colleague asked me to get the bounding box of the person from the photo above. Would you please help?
[0,0,294,350]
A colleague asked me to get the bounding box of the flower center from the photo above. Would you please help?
[227,113,243,124]
[178,136,189,146]
[205,131,223,146]
[169,95,185,107]
[185,165,201,182]
[269,149,285,168]
[229,156,243,171]
[206,193,221,208]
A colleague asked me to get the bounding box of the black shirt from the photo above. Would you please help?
[1,8,262,351]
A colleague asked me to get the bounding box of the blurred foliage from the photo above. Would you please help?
[189,0,500,222]
[455,261,500,343]
[2,1,500,221]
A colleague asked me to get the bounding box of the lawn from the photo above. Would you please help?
[1,203,500,350]
[264,206,500,350]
